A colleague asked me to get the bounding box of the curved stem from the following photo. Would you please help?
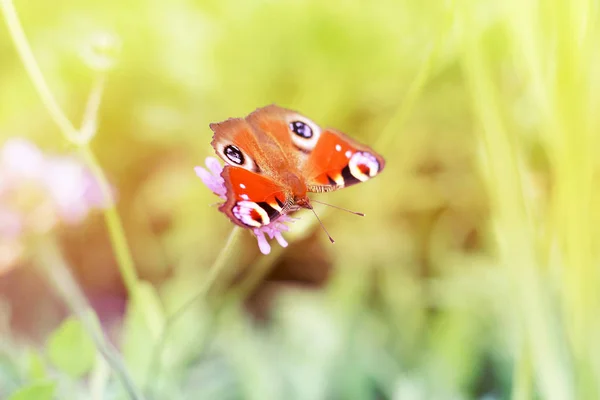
[232,245,285,299]
[0,0,79,143]
[197,226,244,298]
[80,73,107,142]
[80,145,138,294]
[35,237,145,400]
[375,1,455,150]
[145,226,243,391]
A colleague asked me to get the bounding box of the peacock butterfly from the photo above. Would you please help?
[209,105,385,235]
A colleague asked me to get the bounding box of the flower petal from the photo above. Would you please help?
[273,231,288,248]
[195,166,226,198]
[253,229,272,255]
[205,157,224,177]
[0,138,45,178]
[44,157,91,224]
[195,158,227,200]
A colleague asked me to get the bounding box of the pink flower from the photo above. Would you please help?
[0,209,22,238]
[195,157,294,255]
[0,138,108,237]
[252,214,293,255]
[44,157,105,223]
[194,157,226,201]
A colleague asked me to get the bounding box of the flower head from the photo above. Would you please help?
[195,157,294,255]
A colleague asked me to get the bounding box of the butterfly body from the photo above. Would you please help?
[210,105,385,229]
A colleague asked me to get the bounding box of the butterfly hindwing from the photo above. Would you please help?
[219,166,291,228]
[304,130,385,193]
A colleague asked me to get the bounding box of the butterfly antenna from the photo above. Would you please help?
[311,199,365,217]
[308,207,335,243]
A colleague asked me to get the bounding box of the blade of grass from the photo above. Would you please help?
[375,0,455,150]
[460,5,574,399]
[506,0,599,395]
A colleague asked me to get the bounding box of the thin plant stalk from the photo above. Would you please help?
[0,0,79,143]
[34,237,145,400]
[146,226,243,391]
[0,0,139,295]
[375,0,455,150]
[79,144,138,293]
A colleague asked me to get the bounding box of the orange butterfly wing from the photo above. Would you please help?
[219,166,291,228]
[304,130,385,192]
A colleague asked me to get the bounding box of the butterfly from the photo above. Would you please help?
[209,105,385,233]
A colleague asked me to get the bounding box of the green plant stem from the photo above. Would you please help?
[0,0,79,143]
[34,238,145,400]
[196,226,244,298]
[80,145,138,294]
[232,245,285,299]
[146,226,243,391]
[80,74,107,142]
[0,0,139,296]
[167,226,242,320]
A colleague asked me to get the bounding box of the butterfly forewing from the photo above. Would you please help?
[210,118,264,173]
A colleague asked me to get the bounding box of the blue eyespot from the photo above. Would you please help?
[290,121,313,139]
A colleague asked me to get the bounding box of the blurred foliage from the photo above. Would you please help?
[1,0,599,399]
[46,317,96,378]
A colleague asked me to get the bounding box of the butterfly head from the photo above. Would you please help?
[294,194,312,210]
[279,171,312,210]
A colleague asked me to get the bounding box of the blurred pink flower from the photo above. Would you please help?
[0,137,108,239]
[44,157,105,223]
[195,157,294,255]
[0,209,22,238]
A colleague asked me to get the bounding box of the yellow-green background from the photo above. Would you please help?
[1,0,598,399]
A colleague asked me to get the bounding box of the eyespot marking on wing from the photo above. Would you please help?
[287,115,322,152]
[214,142,259,172]
[345,152,380,183]
[231,201,280,228]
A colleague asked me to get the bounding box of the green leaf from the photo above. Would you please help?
[8,381,56,400]
[46,317,97,378]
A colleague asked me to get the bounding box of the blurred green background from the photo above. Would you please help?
[1,0,599,399]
